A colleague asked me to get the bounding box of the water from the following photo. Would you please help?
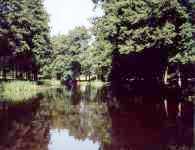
[49,129,99,150]
[0,83,194,150]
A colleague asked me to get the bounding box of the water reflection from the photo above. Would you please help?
[103,97,193,150]
[0,97,50,150]
[0,83,194,150]
[49,129,99,150]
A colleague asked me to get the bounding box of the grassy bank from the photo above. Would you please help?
[79,80,104,88]
[0,79,62,103]
[37,79,61,87]
[0,81,40,103]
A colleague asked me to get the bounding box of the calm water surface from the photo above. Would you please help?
[0,83,194,150]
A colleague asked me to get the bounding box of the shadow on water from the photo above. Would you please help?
[0,82,193,150]
[102,96,193,150]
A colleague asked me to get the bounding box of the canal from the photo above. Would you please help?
[0,83,194,150]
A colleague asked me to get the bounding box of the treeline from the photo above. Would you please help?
[44,26,109,81]
[0,0,51,80]
[3,0,194,82]
[47,0,195,82]
[92,0,195,82]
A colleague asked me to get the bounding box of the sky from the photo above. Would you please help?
[44,0,103,36]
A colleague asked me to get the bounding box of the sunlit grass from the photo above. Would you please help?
[80,80,104,88]
[37,79,61,87]
[0,81,39,103]
[79,80,104,93]
[92,80,104,88]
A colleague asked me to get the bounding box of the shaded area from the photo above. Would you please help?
[0,84,193,150]
[109,45,168,96]
[109,45,195,98]
[101,94,194,150]
[0,85,111,150]
[0,97,49,150]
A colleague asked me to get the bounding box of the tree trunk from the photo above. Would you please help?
[178,68,182,88]
[85,75,87,81]
[0,70,1,79]
[15,67,19,79]
[27,72,31,80]
[163,65,169,117]
[34,72,38,81]
[163,66,169,85]
[89,73,91,81]
[2,69,6,80]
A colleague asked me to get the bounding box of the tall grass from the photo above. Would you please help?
[0,81,39,103]
[37,79,61,87]
[80,80,104,88]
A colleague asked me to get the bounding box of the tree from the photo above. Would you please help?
[92,0,195,82]
[0,0,51,80]
[46,26,91,79]
[26,0,52,77]
[0,0,31,79]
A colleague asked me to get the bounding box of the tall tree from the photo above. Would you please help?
[92,0,195,81]
[46,26,91,79]
[0,0,31,79]
[0,0,51,80]
[26,0,52,75]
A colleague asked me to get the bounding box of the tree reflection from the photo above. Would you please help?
[43,86,111,145]
[0,84,193,150]
[101,89,194,150]
[0,98,50,150]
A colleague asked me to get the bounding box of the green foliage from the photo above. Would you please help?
[92,0,195,64]
[0,0,51,78]
[45,26,92,79]
[0,0,30,54]
[41,86,111,144]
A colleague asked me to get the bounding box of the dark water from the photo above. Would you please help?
[0,83,194,150]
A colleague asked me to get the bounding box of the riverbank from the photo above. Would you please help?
[0,81,40,103]
[0,80,61,103]
[0,79,105,103]
[79,80,105,88]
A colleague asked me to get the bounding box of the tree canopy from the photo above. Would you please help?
[0,0,51,80]
[44,26,92,79]
[92,0,195,64]
[1,0,194,81]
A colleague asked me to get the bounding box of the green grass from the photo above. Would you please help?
[37,79,61,87]
[80,80,104,88]
[0,81,40,103]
